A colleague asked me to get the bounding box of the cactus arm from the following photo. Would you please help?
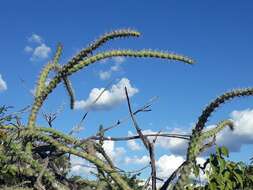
[66,29,141,69]
[195,88,253,132]
[173,88,253,190]
[28,49,194,129]
[200,120,233,140]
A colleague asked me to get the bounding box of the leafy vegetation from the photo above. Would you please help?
[0,29,252,189]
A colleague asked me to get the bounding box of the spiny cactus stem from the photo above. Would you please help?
[173,88,253,189]
[27,49,194,129]
[195,88,253,132]
[66,29,141,69]
[173,120,234,189]
[19,129,133,190]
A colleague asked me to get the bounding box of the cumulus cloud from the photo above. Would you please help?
[156,154,184,179]
[24,46,33,53]
[25,34,51,61]
[70,155,96,176]
[136,107,253,156]
[156,154,207,185]
[113,56,125,64]
[70,141,125,176]
[28,34,43,44]
[127,139,142,151]
[140,129,189,155]
[152,108,253,156]
[156,129,188,155]
[124,155,149,165]
[99,70,111,80]
[0,74,7,92]
[98,57,125,80]
[127,131,142,151]
[101,140,126,163]
[210,109,253,153]
[74,78,138,111]
[31,43,51,60]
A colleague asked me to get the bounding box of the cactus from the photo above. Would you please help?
[0,29,194,189]
[27,29,194,130]
[3,28,249,190]
[173,88,253,190]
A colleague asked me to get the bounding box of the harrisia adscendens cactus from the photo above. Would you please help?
[173,88,253,190]
[28,29,194,129]
[28,49,194,129]
[65,29,141,69]
[25,29,194,190]
[18,128,132,190]
[51,44,76,109]
[35,43,63,98]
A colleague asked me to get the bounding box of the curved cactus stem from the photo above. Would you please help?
[18,129,133,190]
[28,49,194,129]
[200,120,233,140]
[195,88,253,132]
[52,44,76,109]
[62,77,75,109]
[173,88,253,189]
[66,29,141,69]
[34,62,56,98]
[173,120,234,190]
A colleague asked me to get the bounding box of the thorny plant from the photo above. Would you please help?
[0,28,252,190]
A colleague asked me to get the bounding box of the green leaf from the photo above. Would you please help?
[233,171,243,187]
[215,146,221,156]
[220,146,229,157]
[218,157,226,172]
[247,174,253,182]
[226,181,233,190]
[193,164,200,177]
[209,181,217,190]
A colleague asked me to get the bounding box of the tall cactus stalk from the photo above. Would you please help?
[173,88,253,189]
[24,29,194,189]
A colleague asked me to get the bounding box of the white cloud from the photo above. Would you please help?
[140,129,189,155]
[70,155,96,176]
[136,107,253,156]
[0,74,7,92]
[127,131,142,151]
[28,34,43,44]
[99,70,111,80]
[31,43,51,60]
[212,109,253,153]
[127,139,142,151]
[156,154,207,184]
[165,108,253,156]
[98,57,125,80]
[25,34,51,61]
[24,46,33,53]
[113,56,125,64]
[74,78,138,111]
[156,154,184,179]
[124,155,149,165]
[110,64,121,72]
[102,140,126,163]
[70,141,125,176]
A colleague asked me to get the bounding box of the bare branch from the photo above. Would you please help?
[125,87,157,190]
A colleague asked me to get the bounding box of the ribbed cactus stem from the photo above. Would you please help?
[195,88,253,132]
[28,49,194,129]
[66,29,141,69]
[19,129,133,190]
[173,88,253,189]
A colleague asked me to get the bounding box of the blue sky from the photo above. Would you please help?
[1,0,253,182]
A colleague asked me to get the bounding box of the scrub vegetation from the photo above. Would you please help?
[0,29,252,190]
